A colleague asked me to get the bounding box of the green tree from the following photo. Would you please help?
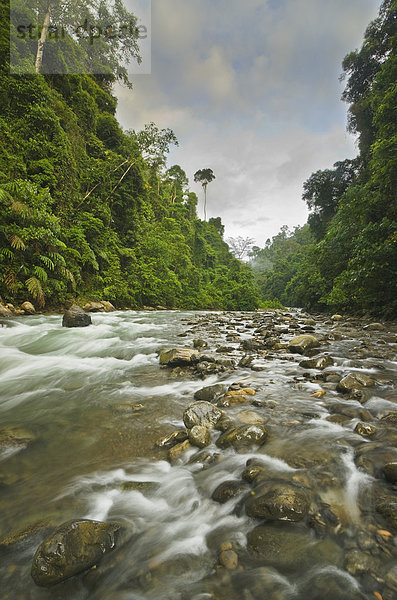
[194,168,215,221]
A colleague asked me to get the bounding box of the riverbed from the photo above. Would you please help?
[0,309,396,599]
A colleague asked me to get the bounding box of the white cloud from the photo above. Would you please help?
[116,0,380,247]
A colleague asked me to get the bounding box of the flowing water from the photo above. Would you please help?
[0,310,396,600]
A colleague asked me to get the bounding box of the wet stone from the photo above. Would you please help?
[62,305,91,328]
[168,440,192,463]
[245,485,310,522]
[183,401,223,429]
[159,348,200,366]
[31,519,122,586]
[212,480,248,504]
[299,355,334,369]
[336,372,375,393]
[288,334,320,354]
[155,430,188,448]
[354,422,377,437]
[345,549,383,576]
[383,462,397,483]
[188,425,211,448]
[194,383,228,403]
[219,549,238,570]
[247,523,343,572]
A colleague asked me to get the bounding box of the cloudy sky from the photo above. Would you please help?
[116,0,380,247]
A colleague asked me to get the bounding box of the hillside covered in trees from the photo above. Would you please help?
[0,0,259,311]
[250,0,397,318]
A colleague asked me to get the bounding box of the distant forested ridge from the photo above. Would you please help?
[251,0,397,317]
[0,0,259,310]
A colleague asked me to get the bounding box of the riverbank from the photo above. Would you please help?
[0,308,396,599]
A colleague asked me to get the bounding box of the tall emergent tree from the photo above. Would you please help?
[194,168,215,221]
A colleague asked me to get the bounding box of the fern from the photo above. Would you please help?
[3,271,17,291]
[40,255,55,270]
[33,266,48,282]
[61,266,76,288]
[0,248,14,260]
[9,234,26,251]
[26,276,45,307]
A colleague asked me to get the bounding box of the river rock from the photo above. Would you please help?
[364,322,387,331]
[159,348,200,366]
[194,383,228,402]
[219,549,238,570]
[168,439,192,462]
[21,301,35,314]
[188,425,211,448]
[245,485,310,522]
[247,523,343,571]
[288,335,320,354]
[376,496,397,530]
[383,462,397,483]
[336,372,375,393]
[331,314,343,321]
[212,480,248,503]
[155,430,188,448]
[216,424,268,450]
[83,301,105,312]
[62,305,92,328]
[31,519,122,586]
[101,301,116,312]
[354,422,377,437]
[183,401,222,429]
[0,302,13,317]
[345,549,383,576]
[299,355,334,369]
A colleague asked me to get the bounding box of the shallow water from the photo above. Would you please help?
[0,310,396,600]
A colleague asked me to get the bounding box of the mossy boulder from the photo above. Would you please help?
[31,519,122,586]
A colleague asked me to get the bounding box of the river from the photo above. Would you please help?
[0,309,396,599]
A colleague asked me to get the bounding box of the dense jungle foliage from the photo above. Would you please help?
[0,0,260,310]
[251,0,397,317]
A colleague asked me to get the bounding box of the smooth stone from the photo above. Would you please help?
[100,301,116,312]
[155,430,188,448]
[331,314,343,321]
[21,301,35,314]
[193,339,208,349]
[83,301,105,312]
[236,410,266,425]
[194,383,228,403]
[212,480,248,504]
[159,348,200,366]
[247,523,343,572]
[216,424,268,450]
[375,496,397,530]
[168,440,192,462]
[354,422,377,437]
[31,519,121,586]
[62,305,92,328]
[345,549,382,575]
[245,485,310,522]
[336,372,375,392]
[188,425,211,448]
[288,335,320,355]
[299,355,334,369]
[364,322,387,331]
[219,549,238,570]
[383,462,397,483]
[183,402,222,429]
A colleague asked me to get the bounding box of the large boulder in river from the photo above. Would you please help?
[31,519,122,586]
[288,334,320,354]
[183,401,222,429]
[100,301,116,312]
[21,301,36,314]
[159,348,200,366]
[62,305,92,328]
[216,424,268,451]
[245,484,310,522]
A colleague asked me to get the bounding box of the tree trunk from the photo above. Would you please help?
[203,183,207,221]
[35,4,52,73]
